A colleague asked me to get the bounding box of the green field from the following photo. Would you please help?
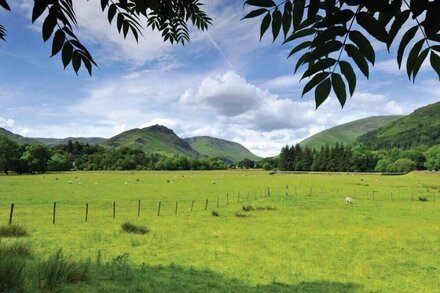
[1,171,439,292]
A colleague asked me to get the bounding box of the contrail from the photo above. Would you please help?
[205,32,235,70]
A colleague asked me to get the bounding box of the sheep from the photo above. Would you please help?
[68,181,73,184]
[345,196,354,204]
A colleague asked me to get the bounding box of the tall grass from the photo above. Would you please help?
[0,242,32,291]
[121,222,149,235]
[0,224,29,238]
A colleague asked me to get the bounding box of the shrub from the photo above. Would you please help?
[38,249,89,290]
[0,224,29,238]
[0,242,32,258]
[242,205,255,212]
[0,257,26,292]
[235,212,249,218]
[211,210,220,217]
[418,197,429,202]
[121,222,149,235]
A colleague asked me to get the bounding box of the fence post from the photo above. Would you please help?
[157,201,161,216]
[217,196,219,208]
[9,203,14,225]
[113,201,116,219]
[85,203,89,222]
[191,200,194,212]
[138,200,141,217]
[285,185,288,196]
[226,193,229,205]
[175,201,178,215]
[53,202,56,224]
[205,199,208,210]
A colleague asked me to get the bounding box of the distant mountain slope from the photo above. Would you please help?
[358,101,440,149]
[106,125,200,157]
[33,137,107,146]
[185,136,261,163]
[0,127,37,144]
[300,116,403,149]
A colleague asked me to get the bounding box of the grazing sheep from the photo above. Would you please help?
[68,181,73,184]
[345,196,354,204]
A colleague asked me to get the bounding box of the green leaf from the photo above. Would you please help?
[283,28,316,44]
[242,8,267,19]
[388,10,410,50]
[410,0,428,18]
[51,30,65,57]
[339,61,356,96]
[32,0,47,23]
[331,73,347,107]
[302,58,336,80]
[260,12,271,40]
[356,12,388,43]
[307,0,320,22]
[72,50,81,74]
[312,26,347,46]
[307,40,342,62]
[412,48,429,82]
[345,44,369,78]
[302,72,330,97]
[0,0,10,11]
[397,26,418,68]
[62,41,73,68]
[406,39,424,79]
[295,52,310,73]
[42,15,57,42]
[315,77,331,109]
[293,0,305,30]
[288,41,311,58]
[108,4,117,23]
[349,30,375,65]
[430,52,440,80]
[282,5,292,38]
[245,0,276,8]
[100,0,109,11]
[272,9,282,41]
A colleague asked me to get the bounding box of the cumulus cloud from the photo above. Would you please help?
[0,117,15,128]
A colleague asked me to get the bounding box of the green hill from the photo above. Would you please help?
[358,101,440,149]
[300,116,403,149]
[106,125,200,157]
[33,137,107,146]
[185,136,261,163]
[0,127,37,144]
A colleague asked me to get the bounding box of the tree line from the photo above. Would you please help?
[276,143,440,173]
[0,136,227,174]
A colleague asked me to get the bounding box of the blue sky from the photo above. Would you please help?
[0,1,439,156]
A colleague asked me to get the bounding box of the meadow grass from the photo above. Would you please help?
[0,170,439,292]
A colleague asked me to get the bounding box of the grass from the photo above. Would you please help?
[0,170,439,292]
[0,224,29,237]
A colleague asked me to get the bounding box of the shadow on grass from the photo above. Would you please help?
[86,262,364,292]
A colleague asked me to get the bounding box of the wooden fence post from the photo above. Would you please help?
[138,200,141,217]
[226,193,229,205]
[205,199,208,210]
[285,185,288,196]
[113,201,116,219]
[175,201,178,215]
[157,201,161,216]
[85,203,89,222]
[217,196,219,208]
[191,200,194,212]
[53,202,56,224]
[9,203,14,225]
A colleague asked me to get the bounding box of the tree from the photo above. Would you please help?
[1,1,438,109]
[243,0,440,108]
[0,0,211,75]
[390,158,416,173]
[20,144,52,173]
[424,145,440,170]
[0,135,19,174]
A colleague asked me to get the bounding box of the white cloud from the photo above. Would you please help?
[0,117,15,128]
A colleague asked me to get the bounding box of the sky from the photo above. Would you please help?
[0,1,439,157]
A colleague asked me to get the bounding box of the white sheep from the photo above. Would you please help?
[68,181,73,184]
[345,196,354,204]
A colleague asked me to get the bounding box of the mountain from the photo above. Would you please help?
[185,136,261,163]
[33,137,107,146]
[0,127,37,145]
[106,125,200,157]
[299,116,403,149]
[358,101,440,149]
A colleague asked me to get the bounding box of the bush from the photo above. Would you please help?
[0,224,29,238]
[0,257,26,292]
[418,197,429,202]
[38,249,89,290]
[235,212,249,218]
[242,205,255,212]
[121,222,149,235]
[211,210,220,217]
[0,242,32,258]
